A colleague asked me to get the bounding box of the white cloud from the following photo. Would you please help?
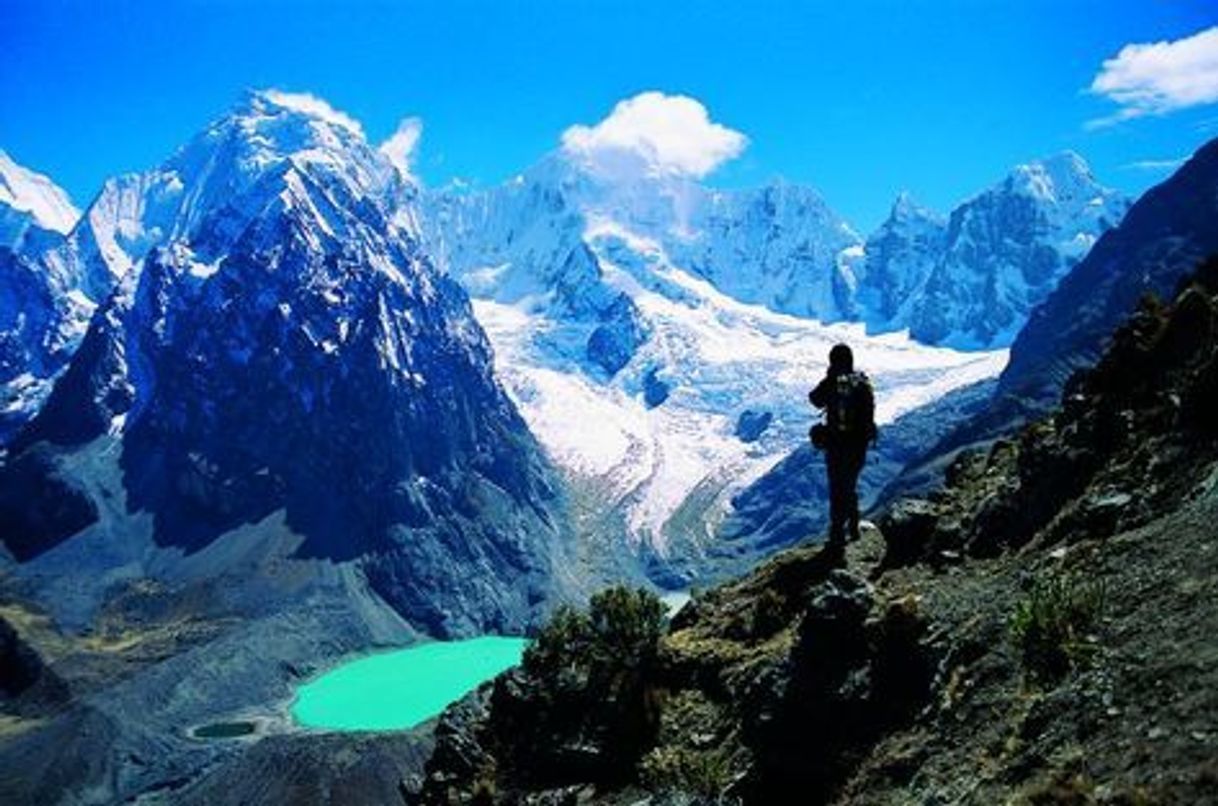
[379,117,424,182]
[1088,26,1218,127]
[561,91,747,180]
[1123,156,1188,171]
[261,89,365,137]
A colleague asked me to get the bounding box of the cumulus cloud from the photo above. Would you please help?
[379,117,424,182]
[1088,26,1218,127]
[561,91,747,179]
[261,89,365,136]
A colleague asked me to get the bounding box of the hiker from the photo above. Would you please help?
[808,343,876,557]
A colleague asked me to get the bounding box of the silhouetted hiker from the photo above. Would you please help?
[809,343,876,559]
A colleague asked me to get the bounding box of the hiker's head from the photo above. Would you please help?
[828,343,854,374]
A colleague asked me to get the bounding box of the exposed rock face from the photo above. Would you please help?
[0,244,93,444]
[585,294,648,377]
[414,258,1218,804]
[0,615,70,714]
[859,193,946,324]
[734,409,772,443]
[0,444,98,561]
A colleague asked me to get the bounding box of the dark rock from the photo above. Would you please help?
[878,498,939,569]
[735,409,773,443]
[586,294,648,377]
[0,616,70,713]
[643,366,671,408]
[0,444,98,561]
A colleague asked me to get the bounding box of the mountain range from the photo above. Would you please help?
[0,88,1214,805]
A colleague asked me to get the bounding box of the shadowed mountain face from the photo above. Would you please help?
[0,92,572,634]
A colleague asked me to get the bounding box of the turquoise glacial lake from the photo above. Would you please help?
[291,636,528,731]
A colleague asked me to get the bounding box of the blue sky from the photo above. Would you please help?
[2,0,1216,230]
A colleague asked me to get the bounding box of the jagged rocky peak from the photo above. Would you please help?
[1001,136,1218,405]
[3,89,572,635]
[858,192,947,323]
[886,190,942,223]
[1007,150,1099,201]
[861,151,1130,349]
[83,89,415,283]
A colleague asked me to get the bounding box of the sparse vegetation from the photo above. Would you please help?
[506,586,666,787]
[523,586,666,684]
[749,588,788,638]
[1010,571,1106,683]
[639,745,735,801]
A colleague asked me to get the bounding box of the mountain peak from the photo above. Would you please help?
[0,149,81,238]
[235,88,365,137]
[1006,150,1104,203]
[886,191,942,224]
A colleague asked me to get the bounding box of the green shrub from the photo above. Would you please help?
[640,746,734,800]
[586,586,666,672]
[515,586,667,786]
[521,604,593,689]
[1010,571,1106,683]
[522,587,665,685]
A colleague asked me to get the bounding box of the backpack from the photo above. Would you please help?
[826,371,876,444]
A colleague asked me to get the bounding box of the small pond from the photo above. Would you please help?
[192,720,258,739]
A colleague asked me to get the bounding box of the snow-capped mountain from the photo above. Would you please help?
[0,149,80,249]
[0,92,428,445]
[856,192,947,325]
[1002,137,1218,405]
[861,152,1129,348]
[2,91,573,636]
[0,153,91,441]
[424,159,1006,577]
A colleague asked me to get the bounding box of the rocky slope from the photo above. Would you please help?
[414,257,1218,804]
